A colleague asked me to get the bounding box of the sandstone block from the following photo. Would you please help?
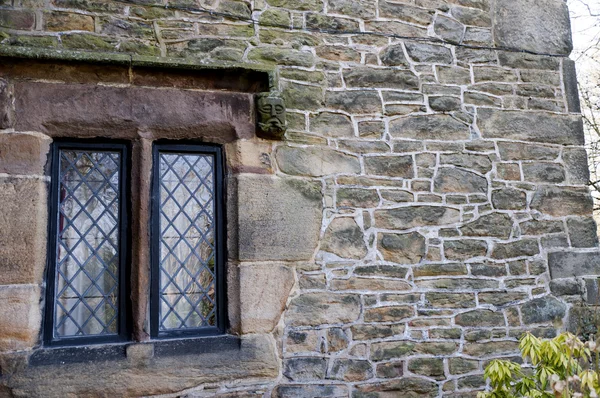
[276,145,360,177]
[236,175,322,261]
[548,251,600,279]
[405,42,453,64]
[478,291,528,306]
[478,109,584,145]
[429,96,461,112]
[491,239,540,259]
[0,79,15,129]
[321,217,367,259]
[0,9,35,30]
[390,114,470,141]
[549,279,583,297]
[331,278,411,291]
[375,206,460,230]
[563,147,591,185]
[364,155,414,178]
[434,15,464,43]
[414,263,467,277]
[492,0,572,55]
[343,68,418,90]
[0,133,51,176]
[353,378,438,398]
[283,357,327,381]
[444,240,487,261]
[324,90,382,114]
[440,153,492,174]
[434,167,488,194]
[226,140,272,174]
[492,188,527,210]
[407,358,445,380]
[460,213,513,239]
[280,81,323,110]
[455,310,505,327]
[0,285,41,352]
[522,162,565,183]
[273,385,348,398]
[286,293,360,326]
[364,305,414,322]
[425,292,475,308]
[378,232,426,264]
[449,358,479,375]
[336,188,379,208]
[247,48,314,67]
[328,0,375,18]
[380,44,410,67]
[371,341,457,361]
[530,186,593,217]
[497,141,559,161]
[309,112,353,137]
[521,296,566,324]
[0,178,47,285]
[329,359,373,381]
[239,264,294,333]
[45,11,94,31]
[567,217,599,248]
[463,341,519,357]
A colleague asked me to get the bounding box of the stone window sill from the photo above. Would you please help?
[29,335,241,366]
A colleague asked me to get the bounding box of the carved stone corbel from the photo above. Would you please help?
[255,91,287,140]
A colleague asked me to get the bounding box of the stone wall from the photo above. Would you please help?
[1,0,599,397]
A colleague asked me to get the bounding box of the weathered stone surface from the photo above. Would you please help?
[416,278,499,290]
[354,265,408,278]
[405,42,453,64]
[344,68,418,90]
[364,155,414,178]
[276,145,360,176]
[497,142,559,161]
[440,153,492,174]
[491,239,539,259]
[284,357,327,381]
[329,359,373,381]
[337,188,380,208]
[492,188,527,210]
[492,0,572,55]
[0,285,41,352]
[378,232,426,264]
[0,178,47,285]
[273,385,348,398]
[455,310,505,327]
[380,44,410,66]
[434,15,464,43]
[568,217,599,248]
[549,279,583,297]
[0,79,15,129]
[371,341,457,361]
[353,377,438,398]
[325,90,382,114]
[375,206,460,230]
[429,96,461,112]
[478,109,584,145]
[548,252,600,279]
[239,264,294,333]
[530,186,593,217]
[522,162,565,183]
[444,240,487,261]
[310,112,353,137]
[407,358,444,380]
[365,305,414,322]
[328,0,375,18]
[390,114,470,140]
[460,213,513,239]
[521,296,566,324]
[426,292,475,308]
[286,293,361,326]
[563,147,591,185]
[449,358,479,375]
[281,81,323,110]
[237,175,322,261]
[434,167,488,194]
[563,59,582,113]
[322,217,367,259]
[332,277,411,291]
[463,341,519,357]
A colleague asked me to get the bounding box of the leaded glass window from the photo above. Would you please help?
[151,144,225,337]
[45,142,129,346]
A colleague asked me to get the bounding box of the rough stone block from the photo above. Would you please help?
[434,167,488,194]
[272,384,348,398]
[389,114,470,141]
[226,140,273,175]
[0,79,15,129]
[236,174,322,261]
[275,145,360,176]
[378,232,426,264]
[0,178,47,285]
[531,186,593,217]
[0,133,51,175]
[548,251,600,279]
[286,293,360,326]
[353,378,438,398]
[0,285,41,352]
[563,147,590,185]
[239,263,294,333]
[567,217,599,248]
[321,217,367,260]
[563,58,581,113]
[521,296,566,324]
[375,206,460,230]
[343,68,419,90]
[478,108,584,145]
[492,0,572,55]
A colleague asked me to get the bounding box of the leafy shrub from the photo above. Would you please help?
[479,332,600,398]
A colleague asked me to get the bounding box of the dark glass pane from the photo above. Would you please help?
[158,152,216,330]
[54,150,121,338]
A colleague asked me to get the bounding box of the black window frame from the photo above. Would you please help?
[150,142,226,339]
[44,140,132,347]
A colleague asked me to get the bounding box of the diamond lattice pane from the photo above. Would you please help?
[158,152,216,331]
[54,150,121,338]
